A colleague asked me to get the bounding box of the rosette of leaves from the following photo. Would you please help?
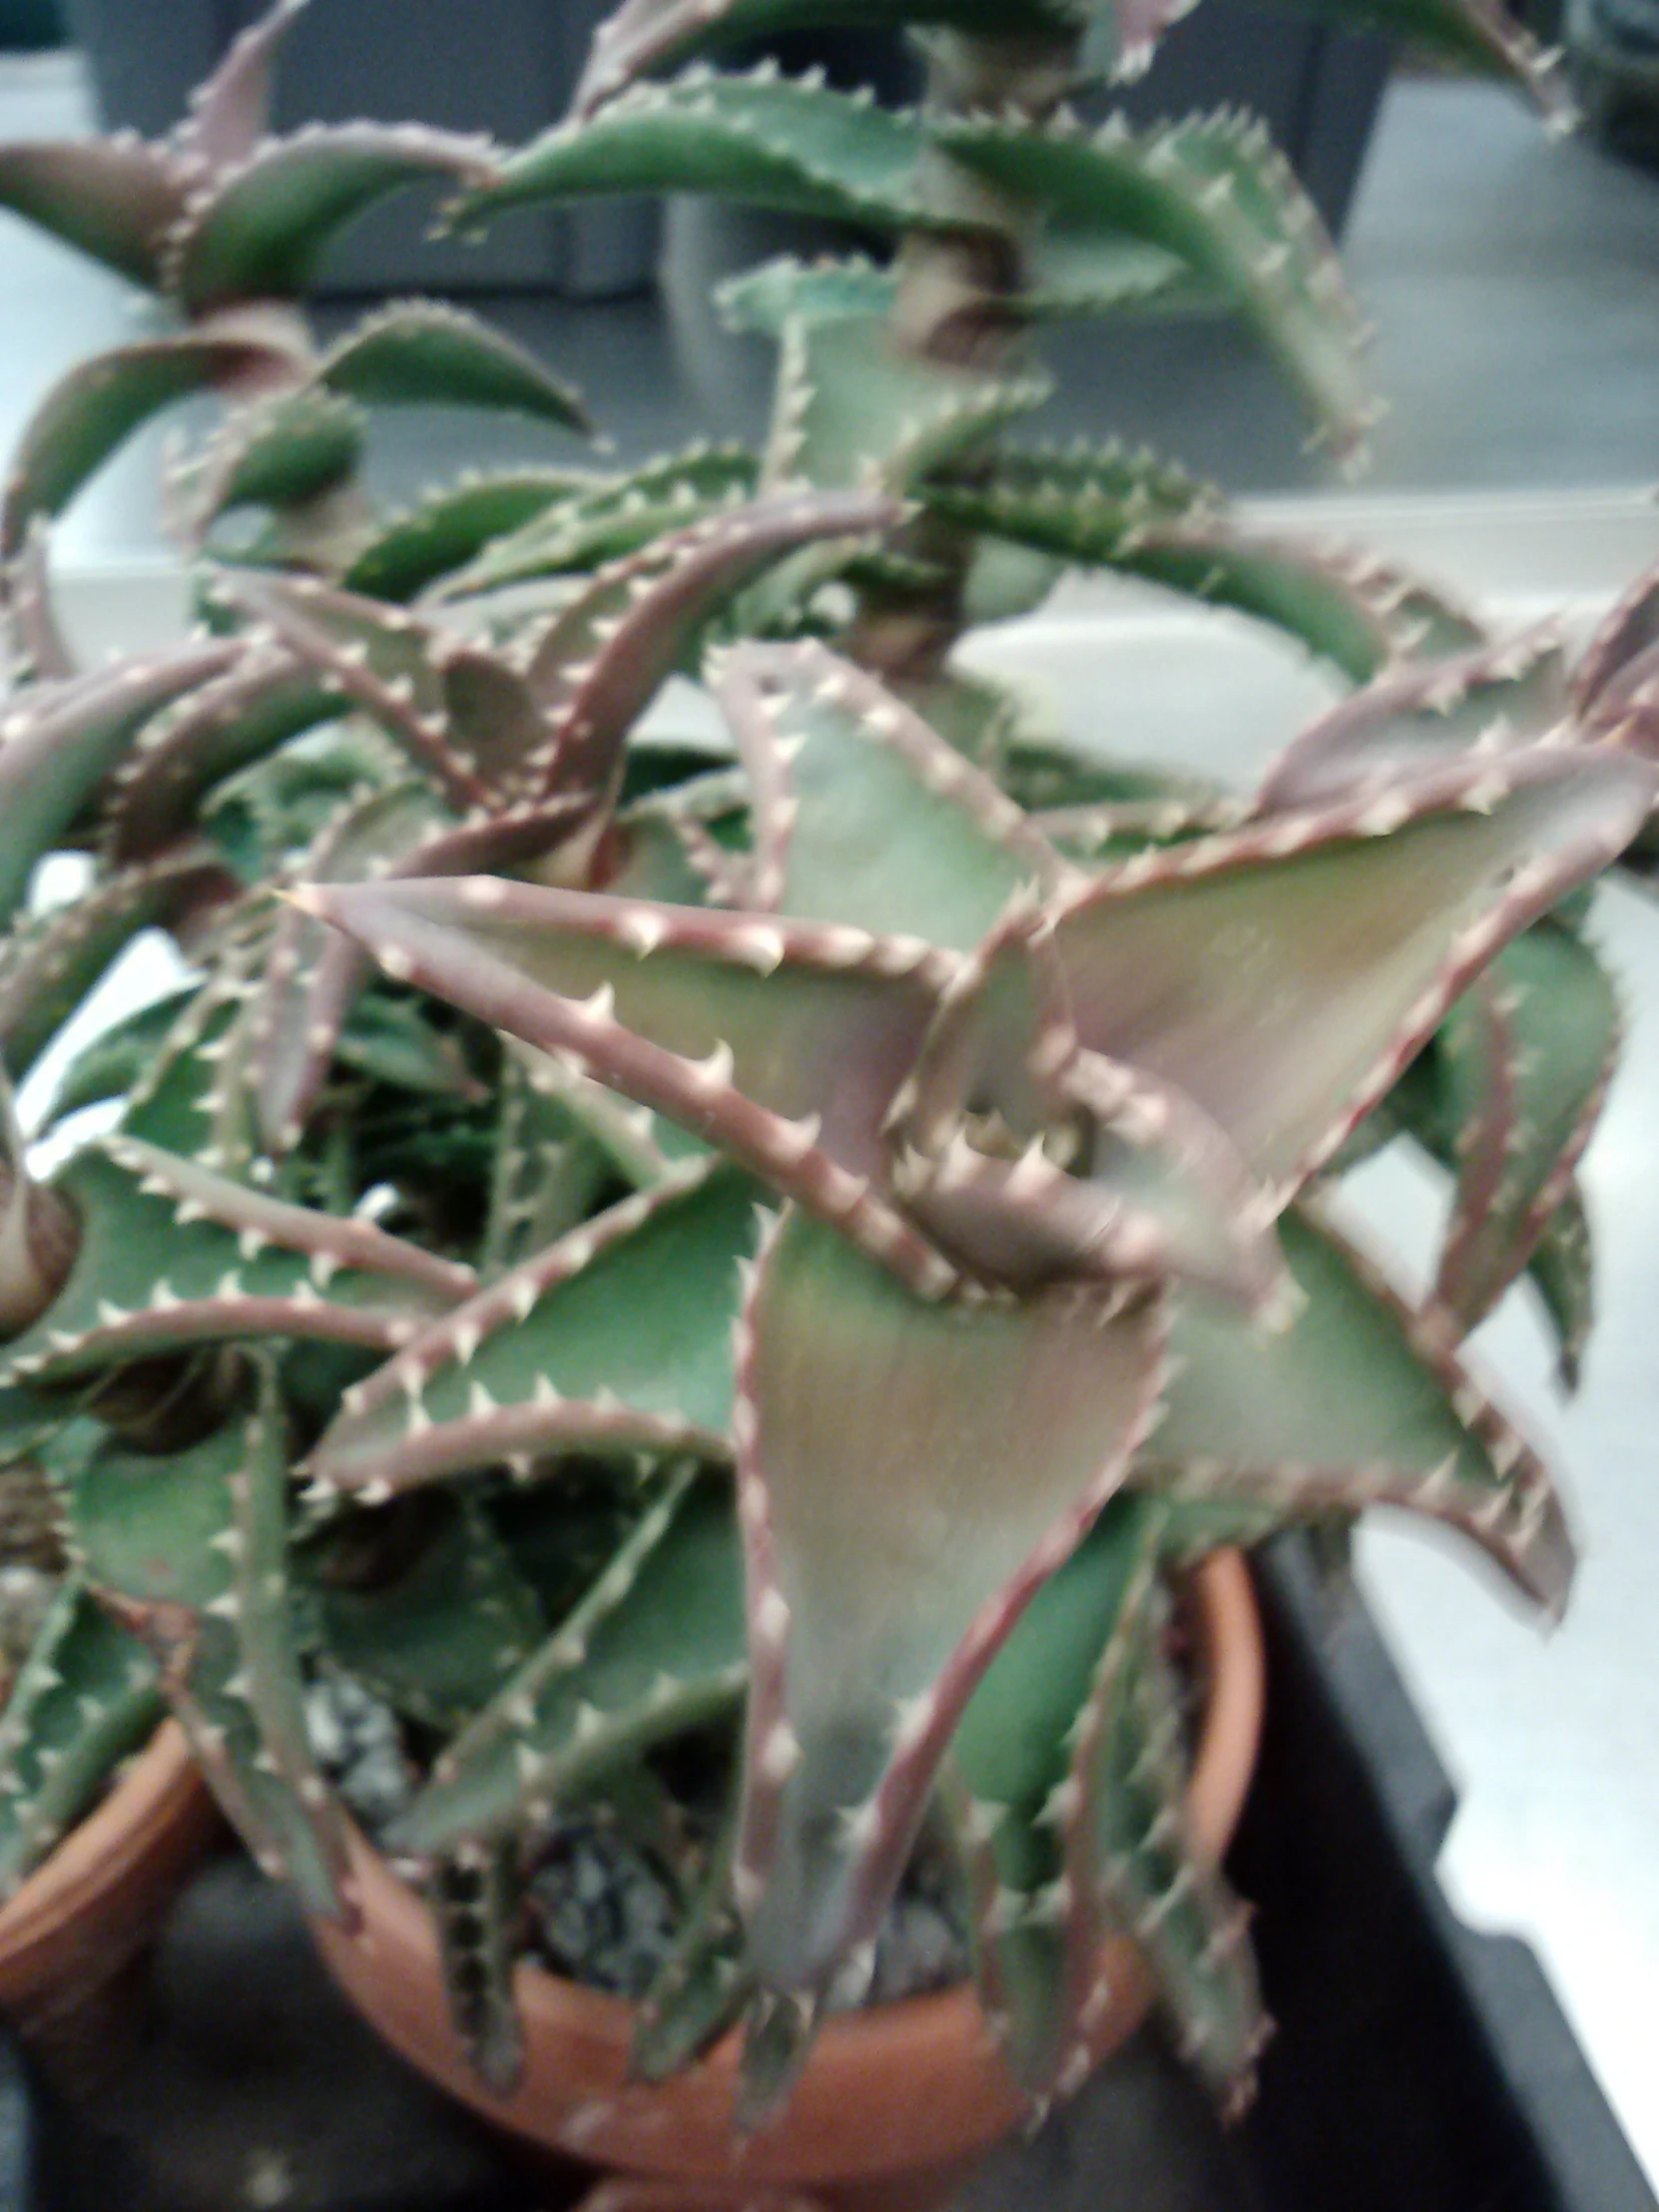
[0,0,1647,2149]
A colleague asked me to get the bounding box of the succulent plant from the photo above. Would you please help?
[0,0,1648,2155]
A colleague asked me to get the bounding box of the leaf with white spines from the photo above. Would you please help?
[309,1162,757,1494]
[0,1141,470,1387]
[316,298,592,435]
[0,637,242,925]
[728,1202,1167,2101]
[936,111,1375,460]
[387,1467,746,1857]
[292,871,961,1298]
[1432,923,1620,1344]
[167,121,500,313]
[0,1578,163,1901]
[1045,745,1654,1211]
[1142,1201,1574,1615]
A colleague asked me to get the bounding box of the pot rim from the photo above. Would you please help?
[0,1720,216,2003]
[313,1549,1265,2187]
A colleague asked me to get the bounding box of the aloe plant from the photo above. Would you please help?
[0,0,1643,2154]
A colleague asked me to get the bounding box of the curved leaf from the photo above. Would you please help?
[169,123,499,314]
[728,1203,1167,2082]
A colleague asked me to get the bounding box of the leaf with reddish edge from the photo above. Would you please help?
[1573,562,1659,760]
[1141,1201,1575,1616]
[1285,0,1573,124]
[306,1161,755,1498]
[1045,745,1654,1211]
[6,518,76,684]
[252,780,450,1155]
[1527,1183,1593,1393]
[257,792,592,1157]
[710,640,1071,947]
[167,122,500,314]
[211,572,492,811]
[0,637,242,926]
[921,451,1483,683]
[894,909,1287,1308]
[0,1140,470,1389]
[0,843,235,1081]
[176,0,310,180]
[728,1203,1168,2111]
[74,1382,356,1925]
[936,113,1375,463]
[519,490,901,805]
[940,1495,1166,2097]
[1433,922,1620,1343]
[1255,624,1570,813]
[291,873,962,1299]
[1574,560,1659,727]
[1062,1546,1265,2110]
[0,137,185,290]
[101,650,335,864]
[569,0,1078,119]
[341,467,599,604]
[387,1465,747,1860]
[2,331,301,558]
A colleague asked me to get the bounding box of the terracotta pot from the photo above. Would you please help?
[312,1551,1265,2207]
[0,1721,219,2033]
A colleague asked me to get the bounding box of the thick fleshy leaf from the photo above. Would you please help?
[1574,558,1659,752]
[0,638,241,924]
[214,573,494,809]
[940,1495,1162,2096]
[711,639,1070,943]
[187,385,366,534]
[894,905,1288,1309]
[517,489,900,802]
[1044,746,1654,1206]
[728,1204,1167,2064]
[437,441,757,599]
[388,1465,747,1857]
[1063,1549,1265,2108]
[167,123,500,314]
[74,1382,355,1922]
[6,518,77,686]
[251,780,450,1153]
[256,791,590,1156]
[937,113,1375,459]
[293,874,962,1296]
[0,1139,470,1387]
[717,254,899,340]
[923,450,1484,681]
[764,311,1050,494]
[0,1578,163,1900]
[307,1162,757,1495]
[426,1843,525,2094]
[459,70,938,235]
[317,300,591,435]
[176,0,310,179]
[341,468,600,602]
[0,844,233,1079]
[1256,626,1569,809]
[2,330,301,556]
[1284,0,1572,122]
[101,650,336,864]
[1526,1183,1593,1392]
[315,1496,543,1730]
[1433,923,1620,1340]
[1143,1203,1574,1613]
[571,0,1080,116]
[0,137,184,289]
